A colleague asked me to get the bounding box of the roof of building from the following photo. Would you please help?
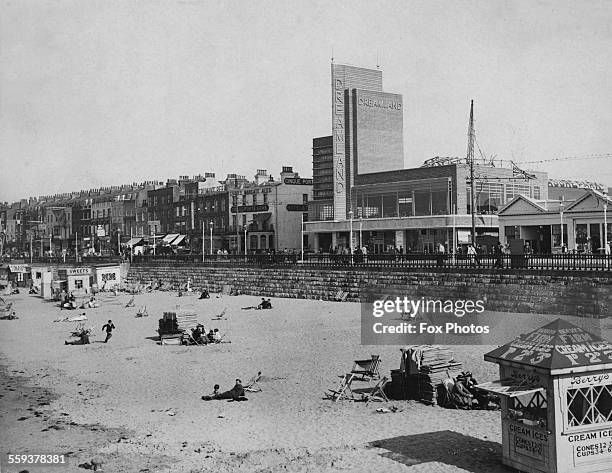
[485,318,612,374]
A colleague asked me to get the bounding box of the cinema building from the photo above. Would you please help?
[305,63,547,253]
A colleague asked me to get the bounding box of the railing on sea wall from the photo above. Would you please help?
[5,253,612,272]
[129,253,612,272]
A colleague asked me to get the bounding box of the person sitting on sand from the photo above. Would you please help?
[191,325,205,344]
[88,296,101,309]
[201,379,246,401]
[65,329,90,345]
[207,329,215,343]
[213,328,222,343]
[198,289,210,300]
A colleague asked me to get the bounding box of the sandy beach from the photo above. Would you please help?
[1,289,610,473]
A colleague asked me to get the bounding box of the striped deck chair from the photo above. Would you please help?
[135,306,148,317]
[244,372,263,392]
[360,376,390,405]
[125,296,135,308]
[324,373,356,402]
[351,355,381,381]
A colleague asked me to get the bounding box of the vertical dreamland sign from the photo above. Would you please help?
[331,64,346,219]
[481,319,612,473]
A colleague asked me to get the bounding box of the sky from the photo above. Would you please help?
[1,0,612,202]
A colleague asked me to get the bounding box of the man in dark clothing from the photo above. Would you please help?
[201,379,246,401]
[102,320,115,343]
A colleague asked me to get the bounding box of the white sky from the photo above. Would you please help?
[1,0,612,202]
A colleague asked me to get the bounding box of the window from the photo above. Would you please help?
[567,384,612,428]
[414,191,431,216]
[509,390,548,429]
[382,194,397,218]
[552,224,568,248]
[398,192,413,217]
[74,279,83,289]
[303,194,308,204]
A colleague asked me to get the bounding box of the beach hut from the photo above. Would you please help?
[94,264,121,290]
[6,264,31,288]
[479,319,612,473]
[30,266,53,297]
[57,267,92,295]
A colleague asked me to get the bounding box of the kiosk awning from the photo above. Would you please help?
[475,379,545,398]
[126,238,144,246]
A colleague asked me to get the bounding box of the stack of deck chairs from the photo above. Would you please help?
[394,345,463,405]
[175,310,198,331]
[158,310,198,335]
[158,312,179,335]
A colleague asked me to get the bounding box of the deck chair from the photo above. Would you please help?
[214,332,231,343]
[244,371,263,392]
[135,306,148,317]
[125,296,135,308]
[212,307,228,320]
[324,373,356,402]
[361,376,390,405]
[334,290,349,302]
[351,355,381,381]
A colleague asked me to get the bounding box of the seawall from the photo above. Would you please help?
[126,263,612,318]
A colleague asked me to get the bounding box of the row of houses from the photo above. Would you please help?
[0,166,312,257]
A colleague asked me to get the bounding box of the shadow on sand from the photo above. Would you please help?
[369,430,510,473]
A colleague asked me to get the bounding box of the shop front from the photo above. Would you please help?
[57,267,92,295]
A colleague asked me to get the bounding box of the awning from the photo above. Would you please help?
[126,238,144,246]
[475,379,545,398]
[253,212,272,223]
[170,235,186,246]
[162,234,179,244]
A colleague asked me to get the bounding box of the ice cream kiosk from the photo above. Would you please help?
[479,319,612,473]
[57,267,92,295]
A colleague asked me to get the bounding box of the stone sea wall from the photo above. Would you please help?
[125,263,612,318]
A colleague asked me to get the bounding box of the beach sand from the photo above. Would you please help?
[1,290,610,472]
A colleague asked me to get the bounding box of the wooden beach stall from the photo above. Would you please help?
[57,267,92,295]
[1,263,32,288]
[94,264,121,291]
[479,319,612,473]
[30,266,53,298]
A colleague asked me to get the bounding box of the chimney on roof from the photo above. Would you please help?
[280,166,297,180]
[254,169,268,185]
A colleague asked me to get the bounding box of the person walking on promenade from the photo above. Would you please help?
[494,241,504,268]
[467,244,480,267]
[102,320,116,343]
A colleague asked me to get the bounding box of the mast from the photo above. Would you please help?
[467,100,476,246]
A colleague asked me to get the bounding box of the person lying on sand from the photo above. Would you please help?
[201,379,247,401]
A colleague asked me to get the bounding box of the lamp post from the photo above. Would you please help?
[209,221,213,256]
[301,213,304,263]
[244,225,247,262]
[201,221,205,262]
[559,200,564,250]
[348,210,354,264]
[604,201,608,253]
[359,217,363,249]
